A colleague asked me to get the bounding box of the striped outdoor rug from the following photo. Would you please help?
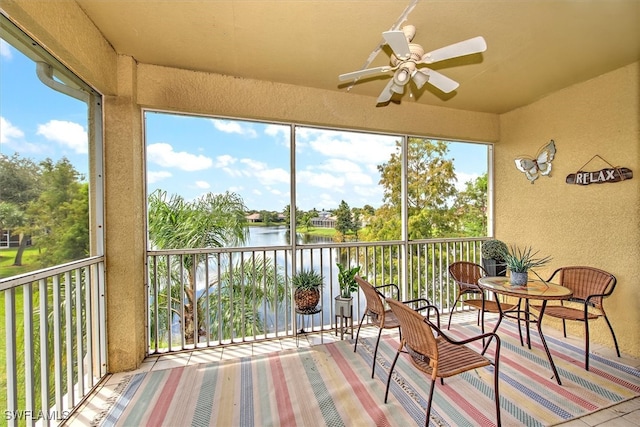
[97,321,640,426]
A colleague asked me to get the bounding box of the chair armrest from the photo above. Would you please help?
[426,318,500,349]
[401,297,433,309]
[419,304,441,329]
[375,283,400,300]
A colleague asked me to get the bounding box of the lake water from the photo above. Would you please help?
[242,225,360,327]
[244,225,333,246]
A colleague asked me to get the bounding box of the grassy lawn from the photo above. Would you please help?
[1,247,40,417]
[1,247,41,279]
[297,226,337,237]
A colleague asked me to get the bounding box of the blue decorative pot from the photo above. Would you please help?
[510,271,528,286]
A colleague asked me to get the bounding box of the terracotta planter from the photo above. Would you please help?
[294,288,320,311]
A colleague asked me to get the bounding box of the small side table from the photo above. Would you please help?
[335,303,353,340]
[295,306,322,346]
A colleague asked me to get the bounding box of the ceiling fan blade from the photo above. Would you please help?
[382,30,411,59]
[412,68,459,93]
[339,66,393,81]
[420,36,487,64]
[377,80,396,103]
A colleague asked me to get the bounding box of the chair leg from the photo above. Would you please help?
[447,295,462,330]
[562,319,567,337]
[384,350,401,403]
[516,299,524,347]
[480,308,486,347]
[425,378,437,427]
[372,328,383,378]
[494,351,502,426]
[354,312,367,353]
[584,318,590,370]
[603,314,621,357]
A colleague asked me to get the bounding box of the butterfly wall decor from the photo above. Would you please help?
[514,140,556,184]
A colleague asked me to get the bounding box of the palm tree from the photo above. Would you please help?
[147,190,284,345]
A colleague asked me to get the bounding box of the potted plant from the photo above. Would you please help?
[292,269,323,312]
[503,245,552,286]
[335,263,361,315]
[481,239,509,276]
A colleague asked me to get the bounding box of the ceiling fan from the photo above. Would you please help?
[339,25,487,104]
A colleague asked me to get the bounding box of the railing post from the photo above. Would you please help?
[5,288,18,427]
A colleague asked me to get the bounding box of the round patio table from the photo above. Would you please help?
[477,276,573,385]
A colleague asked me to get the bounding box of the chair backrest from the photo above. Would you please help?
[355,275,387,322]
[550,266,616,309]
[387,298,439,365]
[449,261,486,291]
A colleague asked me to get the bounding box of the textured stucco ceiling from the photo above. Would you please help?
[74,0,640,114]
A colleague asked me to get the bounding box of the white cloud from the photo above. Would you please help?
[317,158,359,172]
[269,188,283,195]
[265,124,290,147]
[147,170,172,183]
[0,116,24,143]
[239,158,289,185]
[215,154,237,167]
[211,119,258,138]
[37,120,87,154]
[0,40,12,60]
[317,193,338,210]
[316,159,372,186]
[195,180,210,189]
[307,132,396,165]
[455,172,480,191]
[147,142,213,171]
[298,170,345,190]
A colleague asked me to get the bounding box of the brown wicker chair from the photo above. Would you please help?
[385,298,502,427]
[448,261,521,340]
[532,266,620,371]
[353,275,435,379]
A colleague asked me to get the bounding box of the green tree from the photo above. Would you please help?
[0,154,42,265]
[27,158,89,266]
[453,173,488,236]
[148,190,284,344]
[0,201,26,264]
[370,138,457,240]
[351,207,362,239]
[362,204,375,216]
[300,211,313,231]
[335,200,353,241]
[282,204,302,227]
[260,210,275,225]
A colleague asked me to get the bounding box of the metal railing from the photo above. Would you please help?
[147,237,485,354]
[1,256,107,427]
[0,238,485,423]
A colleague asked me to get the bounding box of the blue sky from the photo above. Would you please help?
[2,38,488,213]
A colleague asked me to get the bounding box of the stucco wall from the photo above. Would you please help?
[497,62,639,357]
[135,63,500,142]
[0,0,118,94]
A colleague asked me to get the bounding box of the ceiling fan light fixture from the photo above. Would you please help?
[393,68,410,85]
[411,70,429,90]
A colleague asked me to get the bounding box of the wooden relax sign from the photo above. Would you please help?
[566,167,633,185]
